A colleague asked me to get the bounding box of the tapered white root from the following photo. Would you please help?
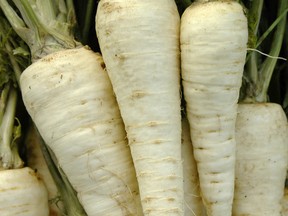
[96,1,183,215]
[0,167,49,216]
[233,103,288,216]
[181,117,205,216]
[180,1,248,215]
[20,47,142,216]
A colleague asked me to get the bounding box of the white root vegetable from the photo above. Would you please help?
[20,47,142,216]
[181,117,205,216]
[180,1,248,215]
[233,103,288,216]
[25,123,63,216]
[0,167,49,216]
[96,1,183,215]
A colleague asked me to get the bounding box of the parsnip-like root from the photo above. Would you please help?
[233,103,288,216]
[20,47,142,216]
[96,1,183,215]
[0,167,49,216]
[180,1,248,215]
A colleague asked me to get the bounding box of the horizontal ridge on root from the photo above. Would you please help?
[128,138,171,146]
[78,174,134,196]
[143,207,183,214]
[188,113,236,120]
[185,82,241,91]
[125,120,170,129]
[139,187,182,195]
[141,196,180,205]
[68,140,128,159]
[137,172,182,180]
[134,157,181,163]
[192,137,234,148]
[47,117,124,142]
[115,91,172,102]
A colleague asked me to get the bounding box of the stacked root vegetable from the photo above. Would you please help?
[0,0,287,216]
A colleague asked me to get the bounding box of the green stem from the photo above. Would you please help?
[13,0,45,34]
[66,0,76,22]
[0,12,26,170]
[256,8,288,49]
[283,22,288,113]
[0,0,80,62]
[5,42,22,87]
[247,0,264,48]
[0,83,10,123]
[0,0,27,35]
[242,0,263,102]
[256,0,287,103]
[0,11,29,86]
[0,85,23,169]
[0,0,42,61]
[182,0,192,7]
[81,0,96,45]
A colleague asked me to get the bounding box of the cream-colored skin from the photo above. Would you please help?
[233,103,288,216]
[180,1,248,215]
[181,117,205,216]
[25,124,63,216]
[0,167,49,216]
[20,47,142,216]
[96,1,183,215]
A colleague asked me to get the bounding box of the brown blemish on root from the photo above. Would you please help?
[28,169,42,181]
[32,74,38,79]
[129,138,137,145]
[148,121,158,127]
[100,61,106,70]
[167,197,175,202]
[102,2,122,14]
[142,197,153,203]
[153,139,164,144]
[224,155,231,159]
[80,100,87,105]
[131,90,147,100]
[105,129,112,135]
[105,29,111,36]
[0,186,20,192]
[115,53,125,62]
[41,56,54,62]
[210,172,220,175]
[207,129,218,133]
